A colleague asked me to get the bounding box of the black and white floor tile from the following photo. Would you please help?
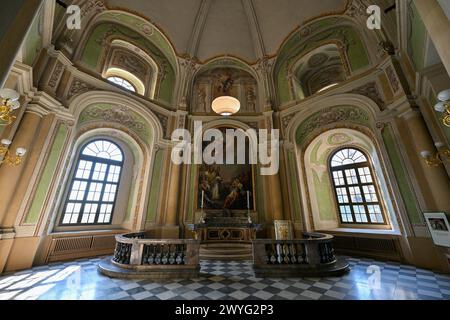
[0,256,449,300]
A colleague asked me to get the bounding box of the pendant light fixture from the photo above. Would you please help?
[211,75,240,116]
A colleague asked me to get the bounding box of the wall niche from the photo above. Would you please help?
[191,67,258,115]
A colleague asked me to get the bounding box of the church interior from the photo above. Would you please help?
[0,0,449,301]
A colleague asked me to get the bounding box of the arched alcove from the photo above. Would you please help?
[73,12,178,104]
[41,91,167,235]
[290,43,349,99]
[274,16,374,105]
[301,128,399,232]
[190,58,260,115]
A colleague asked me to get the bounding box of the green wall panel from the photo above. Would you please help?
[146,149,163,221]
[382,125,422,224]
[408,3,427,71]
[23,5,43,66]
[288,152,301,221]
[312,171,335,220]
[25,123,68,224]
[187,164,197,222]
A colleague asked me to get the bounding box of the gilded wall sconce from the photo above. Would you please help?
[420,142,450,166]
[0,139,27,167]
[434,89,450,128]
[0,88,21,126]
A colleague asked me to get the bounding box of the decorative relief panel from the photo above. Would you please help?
[155,112,169,139]
[67,78,97,101]
[81,0,106,19]
[78,104,152,143]
[349,81,386,110]
[296,106,370,145]
[48,62,65,89]
[192,68,258,114]
[385,65,401,94]
[110,49,149,82]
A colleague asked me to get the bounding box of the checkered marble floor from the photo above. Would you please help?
[0,256,449,300]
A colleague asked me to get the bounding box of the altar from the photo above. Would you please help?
[188,211,263,243]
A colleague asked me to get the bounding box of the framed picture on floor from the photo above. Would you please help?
[424,212,450,247]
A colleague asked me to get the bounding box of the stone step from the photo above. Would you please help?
[200,242,253,261]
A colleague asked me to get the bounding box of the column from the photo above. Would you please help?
[0,111,43,227]
[0,0,44,87]
[414,0,450,75]
[403,110,450,212]
[1,111,54,229]
[166,160,182,226]
[270,173,284,221]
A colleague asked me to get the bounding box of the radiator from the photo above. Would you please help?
[333,235,403,261]
[46,234,117,263]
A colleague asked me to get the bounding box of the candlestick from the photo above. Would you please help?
[201,190,204,209]
[247,191,250,209]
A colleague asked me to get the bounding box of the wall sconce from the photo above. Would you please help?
[420,142,450,166]
[0,139,27,167]
[434,89,450,128]
[0,88,21,126]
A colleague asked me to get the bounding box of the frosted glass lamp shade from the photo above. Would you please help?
[435,141,445,149]
[8,100,21,110]
[211,96,241,116]
[420,151,431,158]
[16,148,27,157]
[0,89,20,101]
[437,89,450,102]
[1,139,12,146]
[435,101,446,112]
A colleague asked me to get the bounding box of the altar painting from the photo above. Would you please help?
[197,128,255,211]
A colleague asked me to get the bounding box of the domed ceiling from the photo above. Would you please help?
[104,0,349,63]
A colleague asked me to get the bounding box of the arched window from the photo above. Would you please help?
[107,76,136,92]
[330,148,385,225]
[61,140,124,225]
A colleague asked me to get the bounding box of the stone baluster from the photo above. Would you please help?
[129,239,143,265]
[305,242,321,266]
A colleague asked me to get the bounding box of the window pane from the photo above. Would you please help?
[345,169,358,185]
[336,188,349,203]
[82,140,123,162]
[75,161,92,179]
[348,187,363,203]
[87,183,103,201]
[81,203,98,224]
[331,148,367,167]
[69,181,87,201]
[102,184,118,202]
[92,163,107,181]
[333,171,345,186]
[107,76,136,92]
[107,166,121,183]
[358,167,373,183]
[362,185,378,202]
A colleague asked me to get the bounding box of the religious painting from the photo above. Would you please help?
[197,127,255,211]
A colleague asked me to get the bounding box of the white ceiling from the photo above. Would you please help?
[105,0,348,63]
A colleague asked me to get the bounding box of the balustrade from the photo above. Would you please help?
[100,232,201,280]
[252,233,348,277]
